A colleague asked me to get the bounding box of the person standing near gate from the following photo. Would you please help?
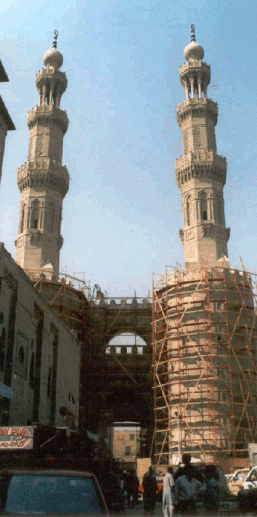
[143,466,158,515]
[162,466,174,517]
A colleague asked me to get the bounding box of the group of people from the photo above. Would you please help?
[143,453,220,515]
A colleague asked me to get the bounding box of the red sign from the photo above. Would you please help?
[0,427,34,449]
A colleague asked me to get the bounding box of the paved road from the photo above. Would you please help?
[126,500,163,516]
[126,500,256,517]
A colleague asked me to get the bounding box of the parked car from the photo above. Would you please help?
[227,468,250,495]
[242,465,257,490]
[0,468,109,515]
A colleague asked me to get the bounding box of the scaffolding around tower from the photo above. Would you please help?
[152,262,257,467]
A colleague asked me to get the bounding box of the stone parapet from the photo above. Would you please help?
[177,97,217,125]
[27,105,68,134]
[17,158,69,196]
[180,60,210,84]
[36,68,67,91]
[175,150,227,187]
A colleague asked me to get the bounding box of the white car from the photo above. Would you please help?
[227,468,250,495]
[243,466,257,490]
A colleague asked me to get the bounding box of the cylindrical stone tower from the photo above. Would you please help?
[16,32,69,281]
[175,25,230,269]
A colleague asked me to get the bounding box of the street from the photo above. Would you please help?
[126,500,257,517]
[127,500,163,516]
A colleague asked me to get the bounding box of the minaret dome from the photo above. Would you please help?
[184,24,204,61]
[43,31,63,71]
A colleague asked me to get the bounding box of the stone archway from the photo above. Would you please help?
[84,296,153,444]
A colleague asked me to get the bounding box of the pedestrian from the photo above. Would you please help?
[173,465,202,513]
[125,470,139,508]
[143,466,158,515]
[162,466,174,517]
[174,452,203,483]
[204,464,220,512]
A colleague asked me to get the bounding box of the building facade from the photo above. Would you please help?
[112,423,140,468]
[0,242,80,428]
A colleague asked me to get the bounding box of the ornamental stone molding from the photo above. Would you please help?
[175,150,227,187]
[177,98,218,126]
[27,105,68,134]
[17,159,69,196]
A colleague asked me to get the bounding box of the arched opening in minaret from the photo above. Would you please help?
[45,81,50,106]
[31,199,40,229]
[52,84,58,106]
[200,191,208,221]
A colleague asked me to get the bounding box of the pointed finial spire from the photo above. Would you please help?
[53,30,58,49]
[191,24,195,42]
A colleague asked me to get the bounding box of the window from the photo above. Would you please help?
[129,434,134,441]
[200,192,208,221]
[125,446,131,455]
[31,199,40,229]
[1,474,106,515]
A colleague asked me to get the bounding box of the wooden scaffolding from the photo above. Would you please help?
[152,263,257,466]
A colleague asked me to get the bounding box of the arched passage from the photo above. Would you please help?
[83,296,153,454]
[106,332,147,355]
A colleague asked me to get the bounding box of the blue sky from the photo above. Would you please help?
[0,0,257,297]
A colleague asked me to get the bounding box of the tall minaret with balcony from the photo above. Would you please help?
[175,26,229,269]
[16,32,69,280]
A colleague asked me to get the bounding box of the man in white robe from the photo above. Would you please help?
[162,467,174,517]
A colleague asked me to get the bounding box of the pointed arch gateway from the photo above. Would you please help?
[86,297,153,451]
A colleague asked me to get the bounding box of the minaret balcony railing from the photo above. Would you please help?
[175,150,227,187]
[180,60,210,80]
[27,105,68,134]
[17,158,69,196]
[36,68,67,87]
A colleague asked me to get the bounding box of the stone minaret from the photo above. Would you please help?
[175,25,230,269]
[16,32,69,280]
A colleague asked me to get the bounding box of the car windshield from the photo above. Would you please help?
[0,474,106,515]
